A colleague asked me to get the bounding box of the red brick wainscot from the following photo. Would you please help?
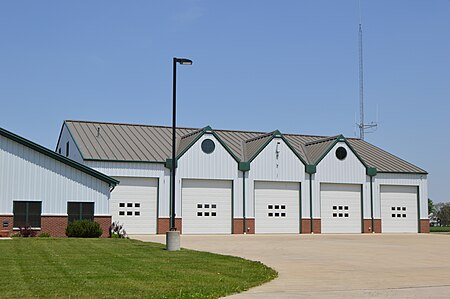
[94,216,113,238]
[157,218,182,234]
[301,219,321,234]
[363,219,382,233]
[420,219,430,233]
[0,215,13,237]
[41,216,68,237]
[232,218,255,234]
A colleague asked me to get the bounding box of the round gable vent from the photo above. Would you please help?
[201,139,215,154]
[336,146,347,160]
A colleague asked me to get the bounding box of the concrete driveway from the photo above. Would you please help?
[133,234,450,298]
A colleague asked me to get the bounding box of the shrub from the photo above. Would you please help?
[18,226,36,237]
[110,221,128,239]
[38,232,51,238]
[66,220,103,238]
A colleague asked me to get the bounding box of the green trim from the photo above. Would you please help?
[377,171,428,175]
[309,173,313,233]
[87,159,166,164]
[176,126,241,163]
[156,177,160,233]
[360,184,364,233]
[417,186,421,233]
[367,167,377,176]
[313,135,368,168]
[247,132,308,166]
[64,122,85,161]
[299,182,302,234]
[238,162,250,171]
[0,127,118,186]
[165,159,177,169]
[306,164,316,174]
[231,180,234,234]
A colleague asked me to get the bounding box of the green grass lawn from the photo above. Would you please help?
[0,238,276,298]
[430,226,450,233]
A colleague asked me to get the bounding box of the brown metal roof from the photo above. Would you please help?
[63,120,426,174]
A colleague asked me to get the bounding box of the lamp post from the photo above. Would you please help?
[166,57,192,251]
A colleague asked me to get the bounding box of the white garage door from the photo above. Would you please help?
[182,179,232,234]
[255,181,300,234]
[320,183,361,233]
[110,177,158,235]
[381,185,418,233]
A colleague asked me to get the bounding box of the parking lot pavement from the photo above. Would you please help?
[132,234,450,299]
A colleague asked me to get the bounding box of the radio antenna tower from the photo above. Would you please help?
[357,0,377,140]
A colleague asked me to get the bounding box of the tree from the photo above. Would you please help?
[428,198,435,215]
[437,203,450,226]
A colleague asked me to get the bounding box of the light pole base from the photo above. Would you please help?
[166,231,180,251]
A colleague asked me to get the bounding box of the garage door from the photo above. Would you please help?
[381,185,418,233]
[320,183,361,233]
[182,179,232,234]
[110,177,158,234]
[255,181,300,234]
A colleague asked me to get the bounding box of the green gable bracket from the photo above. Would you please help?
[239,162,251,171]
[367,167,377,176]
[203,125,213,133]
[165,158,177,169]
[337,134,346,142]
[273,130,282,138]
[306,164,316,174]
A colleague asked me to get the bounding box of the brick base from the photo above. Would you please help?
[0,215,13,237]
[157,218,182,234]
[233,218,254,234]
[301,219,321,234]
[94,216,112,238]
[363,219,382,233]
[41,216,68,237]
[420,219,430,233]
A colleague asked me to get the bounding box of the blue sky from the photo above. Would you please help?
[0,1,449,203]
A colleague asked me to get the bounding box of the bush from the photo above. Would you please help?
[66,220,103,238]
[110,221,128,239]
[18,226,36,237]
[38,232,51,238]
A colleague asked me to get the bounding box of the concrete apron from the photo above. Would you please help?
[131,234,450,299]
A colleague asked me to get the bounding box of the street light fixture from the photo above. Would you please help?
[167,57,192,251]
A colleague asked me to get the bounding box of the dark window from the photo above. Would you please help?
[339,206,343,210]
[127,211,132,216]
[135,211,140,216]
[204,212,210,217]
[392,207,395,211]
[397,214,401,218]
[397,207,401,211]
[119,203,125,207]
[212,204,217,209]
[392,214,396,217]
[335,147,347,160]
[127,203,133,208]
[275,213,279,217]
[211,212,217,217]
[339,213,343,217]
[119,211,125,216]
[13,201,42,227]
[268,213,273,217]
[58,148,61,154]
[402,214,406,218]
[281,205,286,209]
[333,213,337,217]
[281,213,286,217]
[67,202,94,222]
[344,213,349,217]
[268,205,273,209]
[275,205,279,209]
[135,203,140,208]
[66,142,69,157]
[205,204,210,208]
[197,212,202,217]
[333,206,337,210]
[402,207,406,211]
[197,204,202,208]
[344,206,349,210]
[201,139,215,154]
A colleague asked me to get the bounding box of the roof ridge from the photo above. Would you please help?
[65,120,200,131]
[305,135,341,146]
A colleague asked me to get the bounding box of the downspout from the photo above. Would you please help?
[370,176,374,233]
[309,173,313,234]
[243,171,246,234]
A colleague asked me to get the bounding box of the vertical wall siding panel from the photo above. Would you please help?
[314,142,367,219]
[374,173,428,219]
[0,135,110,215]
[177,134,239,218]
[248,138,305,219]
[56,124,84,163]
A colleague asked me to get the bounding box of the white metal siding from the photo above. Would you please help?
[182,179,232,234]
[110,177,158,234]
[177,134,239,219]
[248,138,305,219]
[313,142,366,219]
[320,183,361,233]
[380,185,418,233]
[373,173,427,219]
[56,124,84,164]
[0,135,110,215]
[254,181,300,233]
[85,161,169,217]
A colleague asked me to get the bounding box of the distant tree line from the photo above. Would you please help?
[429,199,450,226]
